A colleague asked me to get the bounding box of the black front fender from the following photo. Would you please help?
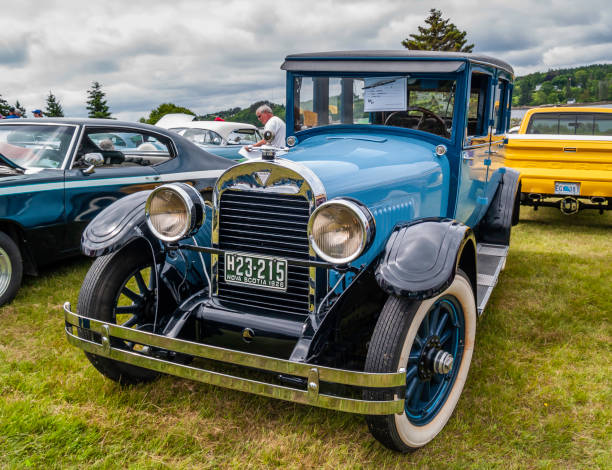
[81,190,160,258]
[375,218,475,300]
[475,168,521,245]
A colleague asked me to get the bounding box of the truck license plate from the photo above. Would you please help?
[554,182,580,195]
[224,253,287,291]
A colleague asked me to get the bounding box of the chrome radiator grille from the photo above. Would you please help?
[217,190,311,316]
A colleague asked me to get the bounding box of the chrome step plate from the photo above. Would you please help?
[476,243,509,315]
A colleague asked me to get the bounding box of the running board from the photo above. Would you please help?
[476,243,509,315]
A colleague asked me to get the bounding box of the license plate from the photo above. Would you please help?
[224,253,287,291]
[554,182,580,195]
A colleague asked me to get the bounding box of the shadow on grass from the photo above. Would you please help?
[518,205,612,229]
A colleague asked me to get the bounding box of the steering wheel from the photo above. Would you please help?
[384,106,449,137]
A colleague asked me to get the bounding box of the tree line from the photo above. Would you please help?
[513,64,612,107]
[0,81,110,118]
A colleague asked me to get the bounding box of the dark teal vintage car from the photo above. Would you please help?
[65,51,520,452]
[0,119,232,305]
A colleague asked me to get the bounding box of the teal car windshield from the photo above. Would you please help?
[0,125,75,169]
[294,75,456,138]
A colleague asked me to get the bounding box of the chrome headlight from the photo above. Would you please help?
[145,183,205,242]
[307,199,375,265]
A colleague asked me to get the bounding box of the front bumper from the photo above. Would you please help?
[64,303,405,415]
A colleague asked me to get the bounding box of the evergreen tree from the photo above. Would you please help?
[86,81,112,118]
[0,94,9,116]
[45,91,64,117]
[14,100,26,117]
[402,9,474,52]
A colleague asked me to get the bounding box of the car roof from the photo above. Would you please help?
[168,121,259,138]
[0,117,171,133]
[282,50,514,76]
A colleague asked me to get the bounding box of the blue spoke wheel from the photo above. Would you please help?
[364,270,476,452]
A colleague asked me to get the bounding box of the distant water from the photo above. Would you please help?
[511,103,612,120]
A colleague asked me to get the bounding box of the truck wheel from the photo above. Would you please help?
[77,246,160,385]
[365,270,476,452]
[0,231,23,307]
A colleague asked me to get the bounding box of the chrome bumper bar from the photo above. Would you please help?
[64,303,405,415]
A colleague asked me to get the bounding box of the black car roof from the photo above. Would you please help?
[0,118,166,133]
[282,50,514,76]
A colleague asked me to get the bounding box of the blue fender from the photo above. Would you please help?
[375,218,476,300]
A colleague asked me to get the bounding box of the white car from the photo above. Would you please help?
[157,115,261,161]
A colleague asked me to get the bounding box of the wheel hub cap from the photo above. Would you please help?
[433,350,454,375]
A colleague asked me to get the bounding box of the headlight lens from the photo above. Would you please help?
[145,183,205,242]
[308,199,374,264]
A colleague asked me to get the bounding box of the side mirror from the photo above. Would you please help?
[263,130,274,143]
[82,152,104,174]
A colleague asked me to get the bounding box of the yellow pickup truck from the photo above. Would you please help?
[506,107,612,214]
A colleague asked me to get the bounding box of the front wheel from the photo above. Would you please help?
[365,270,477,452]
[0,231,23,307]
[77,245,161,385]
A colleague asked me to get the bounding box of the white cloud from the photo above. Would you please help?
[0,0,609,120]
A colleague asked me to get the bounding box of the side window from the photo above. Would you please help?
[227,129,259,144]
[209,131,223,145]
[182,129,210,144]
[492,79,509,134]
[467,73,491,137]
[77,129,172,167]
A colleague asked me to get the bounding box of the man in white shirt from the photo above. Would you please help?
[245,104,286,150]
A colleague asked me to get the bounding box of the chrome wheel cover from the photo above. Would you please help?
[0,246,13,297]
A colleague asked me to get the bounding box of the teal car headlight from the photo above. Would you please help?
[307,199,375,265]
[145,183,205,242]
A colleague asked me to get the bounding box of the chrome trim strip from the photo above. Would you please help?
[64,304,404,415]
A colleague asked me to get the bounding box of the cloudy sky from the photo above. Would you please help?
[1,0,610,121]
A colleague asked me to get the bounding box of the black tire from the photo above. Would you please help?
[512,183,521,226]
[77,246,161,385]
[0,231,23,307]
[365,270,477,452]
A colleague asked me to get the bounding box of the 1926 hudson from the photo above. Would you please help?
[65,51,520,452]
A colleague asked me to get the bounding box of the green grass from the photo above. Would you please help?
[1,207,611,469]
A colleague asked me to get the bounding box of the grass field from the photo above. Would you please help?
[1,207,610,469]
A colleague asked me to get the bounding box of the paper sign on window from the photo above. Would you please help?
[363,77,407,112]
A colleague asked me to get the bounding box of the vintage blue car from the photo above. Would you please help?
[65,51,520,452]
[0,119,232,305]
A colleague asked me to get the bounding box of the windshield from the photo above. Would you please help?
[0,125,76,169]
[294,75,456,138]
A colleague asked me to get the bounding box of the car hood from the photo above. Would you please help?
[286,131,447,206]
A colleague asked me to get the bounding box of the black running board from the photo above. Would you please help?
[476,243,509,315]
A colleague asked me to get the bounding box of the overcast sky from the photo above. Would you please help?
[1,0,610,121]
